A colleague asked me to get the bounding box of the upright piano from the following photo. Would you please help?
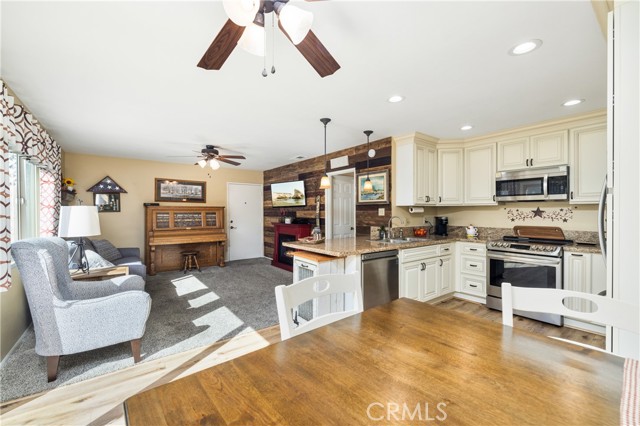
[144,205,227,275]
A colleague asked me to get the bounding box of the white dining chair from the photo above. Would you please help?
[275,272,363,341]
[501,282,639,353]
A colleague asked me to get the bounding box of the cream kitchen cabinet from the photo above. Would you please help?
[569,123,607,204]
[293,254,347,317]
[456,242,487,299]
[437,148,464,205]
[399,244,453,302]
[563,251,606,312]
[464,143,497,205]
[395,134,438,206]
[497,130,568,171]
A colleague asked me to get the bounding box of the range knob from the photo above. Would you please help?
[546,247,555,252]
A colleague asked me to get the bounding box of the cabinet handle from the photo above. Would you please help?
[526,159,529,167]
[571,191,574,199]
[470,248,478,251]
[420,262,426,271]
[470,264,478,267]
[439,259,443,266]
[571,253,583,257]
[530,158,534,166]
[493,194,496,202]
[439,196,442,203]
[300,263,309,268]
[426,195,430,202]
[469,284,478,288]
[442,248,450,252]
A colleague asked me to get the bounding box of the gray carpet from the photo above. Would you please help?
[0,258,292,402]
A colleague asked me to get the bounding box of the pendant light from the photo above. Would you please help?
[319,118,331,190]
[362,130,374,193]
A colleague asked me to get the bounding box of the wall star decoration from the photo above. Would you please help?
[506,207,573,223]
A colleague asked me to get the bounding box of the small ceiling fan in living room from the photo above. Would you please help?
[197,0,340,78]
[192,145,246,169]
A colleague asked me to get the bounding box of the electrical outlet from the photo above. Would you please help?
[378,208,385,216]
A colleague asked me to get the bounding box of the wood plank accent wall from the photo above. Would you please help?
[263,137,392,258]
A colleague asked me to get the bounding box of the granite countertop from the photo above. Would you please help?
[283,235,602,257]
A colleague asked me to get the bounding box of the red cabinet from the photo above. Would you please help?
[272,223,313,271]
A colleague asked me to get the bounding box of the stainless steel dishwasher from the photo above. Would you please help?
[361,250,399,310]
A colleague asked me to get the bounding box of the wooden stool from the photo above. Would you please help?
[181,251,201,273]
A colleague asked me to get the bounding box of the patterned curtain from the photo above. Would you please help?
[1,81,17,291]
[1,80,62,290]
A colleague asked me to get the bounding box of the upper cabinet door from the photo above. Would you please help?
[437,148,464,205]
[465,143,497,205]
[425,145,438,205]
[530,130,568,168]
[569,123,607,204]
[415,143,427,204]
[394,137,437,206]
[497,137,529,171]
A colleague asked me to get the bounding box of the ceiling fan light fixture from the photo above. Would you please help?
[198,159,207,168]
[210,159,221,170]
[277,4,313,45]
[223,0,260,26]
[237,14,265,56]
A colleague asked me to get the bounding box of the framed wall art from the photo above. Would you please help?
[356,170,389,204]
[87,176,127,213]
[154,178,206,203]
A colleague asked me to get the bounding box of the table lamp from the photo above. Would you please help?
[58,205,101,273]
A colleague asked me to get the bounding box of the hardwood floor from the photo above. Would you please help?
[0,297,605,425]
[436,297,606,349]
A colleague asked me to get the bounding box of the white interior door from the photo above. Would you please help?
[331,174,355,239]
[227,183,264,261]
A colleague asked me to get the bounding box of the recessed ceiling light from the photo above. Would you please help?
[388,95,404,103]
[562,99,584,107]
[460,125,473,131]
[508,39,542,56]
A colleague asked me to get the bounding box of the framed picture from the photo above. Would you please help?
[357,170,389,204]
[154,178,206,203]
[94,193,121,212]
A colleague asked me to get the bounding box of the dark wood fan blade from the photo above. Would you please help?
[217,158,241,166]
[197,19,245,70]
[279,24,340,77]
[218,155,246,159]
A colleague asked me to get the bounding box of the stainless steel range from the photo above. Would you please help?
[486,235,573,326]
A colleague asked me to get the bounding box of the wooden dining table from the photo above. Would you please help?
[124,298,624,425]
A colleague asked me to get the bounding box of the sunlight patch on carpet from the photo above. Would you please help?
[171,275,208,296]
[188,291,220,309]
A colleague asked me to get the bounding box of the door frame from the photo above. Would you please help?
[324,168,356,240]
[226,182,264,261]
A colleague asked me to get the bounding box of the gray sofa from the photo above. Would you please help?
[67,238,146,277]
[11,237,151,381]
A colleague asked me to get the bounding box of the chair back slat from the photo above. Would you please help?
[275,272,363,340]
[502,282,639,335]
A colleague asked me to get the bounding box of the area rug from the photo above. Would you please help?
[0,258,292,402]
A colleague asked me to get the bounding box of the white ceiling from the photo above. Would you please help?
[1,1,606,171]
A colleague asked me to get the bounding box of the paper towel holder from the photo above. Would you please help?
[408,207,425,214]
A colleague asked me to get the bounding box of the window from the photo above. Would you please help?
[8,153,40,242]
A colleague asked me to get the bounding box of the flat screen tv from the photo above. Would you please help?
[271,180,306,207]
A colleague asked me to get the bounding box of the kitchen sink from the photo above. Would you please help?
[368,237,428,244]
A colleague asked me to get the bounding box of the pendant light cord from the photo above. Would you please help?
[364,130,373,179]
[271,11,276,74]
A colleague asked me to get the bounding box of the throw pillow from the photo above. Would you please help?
[84,250,115,269]
[92,239,122,262]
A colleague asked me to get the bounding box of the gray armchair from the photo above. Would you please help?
[11,237,151,382]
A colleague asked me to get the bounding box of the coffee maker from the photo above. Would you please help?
[434,216,448,236]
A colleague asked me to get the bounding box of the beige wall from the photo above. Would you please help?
[0,268,30,361]
[64,153,263,256]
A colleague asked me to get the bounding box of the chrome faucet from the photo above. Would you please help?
[388,216,404,239]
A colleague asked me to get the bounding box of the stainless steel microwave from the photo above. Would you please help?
[495,165,569,202]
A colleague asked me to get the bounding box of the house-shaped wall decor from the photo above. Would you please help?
[87,176,127,213]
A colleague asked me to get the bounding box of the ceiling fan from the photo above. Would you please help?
[197,0,340,78]
[194,145,246,169]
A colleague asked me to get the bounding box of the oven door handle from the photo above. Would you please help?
[487,252,562,266]
[543,174,549,198]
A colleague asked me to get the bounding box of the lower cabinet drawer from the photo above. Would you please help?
[460,255,486,276]
[400,245,439,263]
[461,274,486,296]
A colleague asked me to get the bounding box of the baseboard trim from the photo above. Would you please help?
[0,324,32,368]
[453,292,486,304]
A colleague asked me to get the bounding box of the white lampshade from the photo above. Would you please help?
[210,159,221,170]
[223,0,260,26]
[279,4,313,45]
[58,206,101,238]
[198,159,207,168]
[237,22,265,56]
